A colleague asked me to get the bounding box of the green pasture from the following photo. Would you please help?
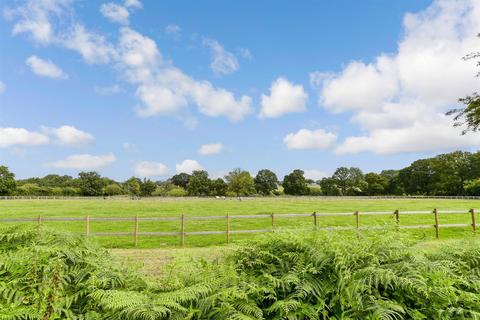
[0,197,479,248]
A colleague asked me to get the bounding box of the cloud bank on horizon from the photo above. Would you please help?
[1,0,480,178]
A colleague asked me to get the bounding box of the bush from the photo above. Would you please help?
[167,186,187,197]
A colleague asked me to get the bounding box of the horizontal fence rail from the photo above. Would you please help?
[0,209,477,246]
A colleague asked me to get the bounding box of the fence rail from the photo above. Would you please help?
[1,209,477,246]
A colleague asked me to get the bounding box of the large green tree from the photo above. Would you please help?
[225,169,255,196]
[140,178,157,196]
[254,169,278,195]
[332,167,366,195]
[187,170,211,196]
[78,172,105,196]
[170,173,191,189]
[283,169,309,195]
[0,166,16,195]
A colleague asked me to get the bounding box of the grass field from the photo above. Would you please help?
[1,197,479,248]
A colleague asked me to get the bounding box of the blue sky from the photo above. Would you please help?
[1,0,480,181]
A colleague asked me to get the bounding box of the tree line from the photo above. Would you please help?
[2,150,480,197]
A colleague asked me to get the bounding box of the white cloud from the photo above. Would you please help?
[134,161,168,177]
[176,159,203,174]
[199,143,223,155]
[0,81,5,94]
[94,84,122,95]
[26,55,68,79]
[100,3,129,25]
[237,48,252,60]
[0,128,49,148]
[7,4,253,123]
[260,77,308,118]
[124,0,142,9]
[48,153,116,169]
[314,0,480,154]
[203,38,239,76]
[122,142,138,152]
[4,0,72,44]
[165,24,181,37]
[283,129,337,150]
[63,24,117,64]
[43,125,94,146]
[304,169,327,181]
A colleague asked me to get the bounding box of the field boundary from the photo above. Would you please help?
[2,195,480,201]
[1,209,477,246]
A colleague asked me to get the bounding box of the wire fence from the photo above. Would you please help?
[1,209,477,246]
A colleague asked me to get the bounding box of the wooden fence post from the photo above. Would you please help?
[313,211,317,228]
[134,215,139,247]
[271,212,275,232]
[354,211,359,229]
[37,215,42,225]
[394,210,399,229]
[470,208,476,235]
[85,215,90,236]
[433,208,439,239]
[181,214,185,247]
[226,213,231,243]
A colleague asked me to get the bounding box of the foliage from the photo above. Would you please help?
[124,177,141,196]
[0,165,16,196]
[187,170,211,196]
[254,169,279,195]
[283,169,309,195]
[78,171,106,196]
[225,168,255,196]
[170,173,191,189]
[140,179,157,196]
[332,167,366,195]
[5,227,480,319]
[104,183,123,196]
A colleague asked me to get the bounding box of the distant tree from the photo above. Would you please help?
[0,166,16,196]
[104,183,123,196]
[78,172,105,196]
[319,177,342,196]
[465,178,480,196]
[187,170,211,196]
[364,173,388,196]
[140,178,157,197]
[124,177,141,196]
[283,169,309,195]
[170,173,191,189]
[332,167,366,195]
[254,169,279,195]
[211,178,228,196]
[225,169,255,196]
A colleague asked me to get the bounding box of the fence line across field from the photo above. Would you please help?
[1,209,477,246]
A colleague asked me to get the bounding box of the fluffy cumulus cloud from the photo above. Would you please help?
[100,3,130,25]
[199,143,223,155]
[203,38,239,76]
[124,0,142,9]
[0,128,49,148]
[26,55,68,79]
[283,129,337,150]
[260,77,308,118]
[0,81,5,94]
[175,159,203,174]
[48,153,116,169]
[4,0,72,44]
[312,0,480,155]
[43,125,94,146]
[5,1,253,124]
[134,161,168,177]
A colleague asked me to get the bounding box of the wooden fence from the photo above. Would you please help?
[1,209,477,246]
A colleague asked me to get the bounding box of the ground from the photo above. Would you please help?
[0,197,478,248]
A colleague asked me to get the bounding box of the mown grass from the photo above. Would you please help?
[0,197,479,248]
